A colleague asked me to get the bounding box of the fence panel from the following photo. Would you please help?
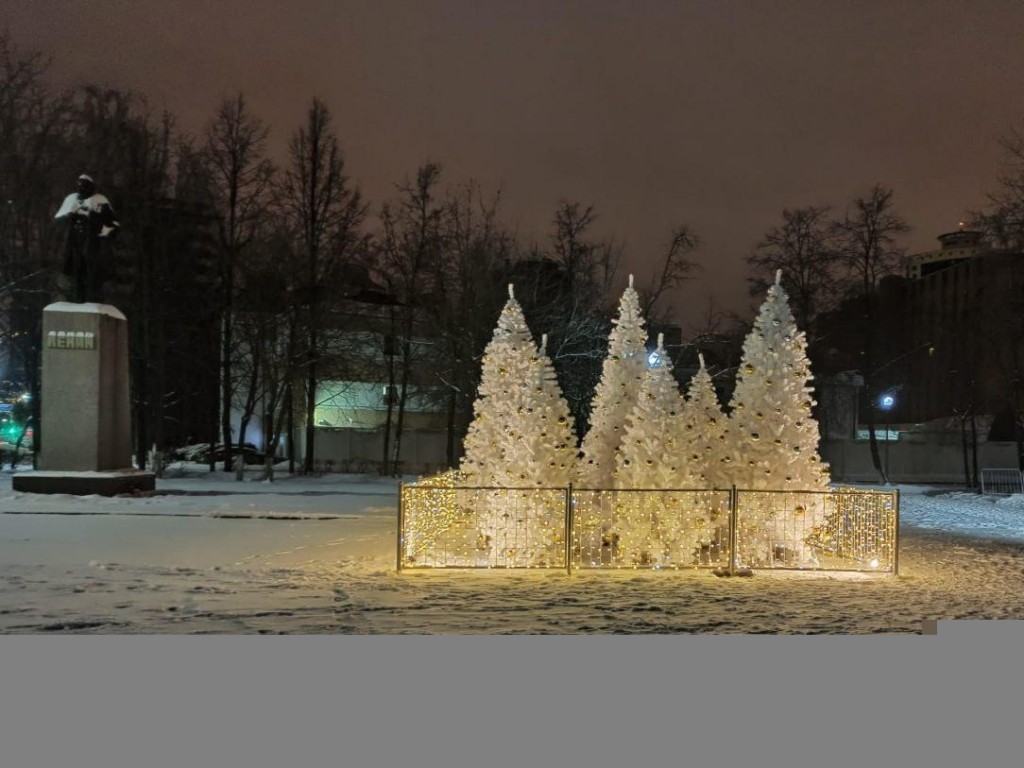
[734,489,898,572]
[399,485,567,569]
[570,489,733,569]
[980,468,1024,495]
[398,484,899,574]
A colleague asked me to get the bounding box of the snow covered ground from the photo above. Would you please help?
[1,466,1024,634]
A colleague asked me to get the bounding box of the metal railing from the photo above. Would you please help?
[398,483,899,575]
[979,468,1024,495]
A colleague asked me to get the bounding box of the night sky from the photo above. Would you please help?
[7,0,1024,326]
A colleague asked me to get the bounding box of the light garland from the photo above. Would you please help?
[400,480,898,573]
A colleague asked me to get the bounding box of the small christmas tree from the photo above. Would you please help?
[533,333,578,487]
[728,270,830,564]
[680,353,730,489]
[615,333,689,490]
[578,274,649,488]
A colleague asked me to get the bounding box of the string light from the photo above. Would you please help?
[401,480,898,574]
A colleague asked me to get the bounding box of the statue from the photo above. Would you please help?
[55,174,120,303]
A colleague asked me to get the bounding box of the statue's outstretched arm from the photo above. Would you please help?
[54,193,79,219]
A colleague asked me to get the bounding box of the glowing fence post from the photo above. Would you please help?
[894,488,901,576]
[729,486,738,576]
[565,483,573,575]
[397,483,405,572]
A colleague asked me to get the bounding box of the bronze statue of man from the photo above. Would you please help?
[54,174,120,303]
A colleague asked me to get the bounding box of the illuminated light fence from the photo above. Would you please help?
[570,489,732,570]
[398,481,899,575]
[399,485,568,569]
[733,490,898,572]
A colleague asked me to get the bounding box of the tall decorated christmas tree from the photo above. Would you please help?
[728,270,831,564]
[459,287,570,566]
[459,284,539,488]
[680,353,730,489]
[578,275,649,488]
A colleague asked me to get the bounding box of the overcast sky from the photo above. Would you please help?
[7,0,1024,327]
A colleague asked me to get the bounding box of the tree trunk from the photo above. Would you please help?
[286,382,295,474]
[303,324,317,474]
[235,420,247,481]
[235,353,260,481]
[960,415,971,488]
[864,389,886,484]
[29,356,41,470]
[1016,414,1024,472]
[446,382,457,469]
[221,304,234,473]
[382,307,397,475]
[392,336,412,478]
[970,414,980,490]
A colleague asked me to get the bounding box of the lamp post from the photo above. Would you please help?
[879,393,895,484]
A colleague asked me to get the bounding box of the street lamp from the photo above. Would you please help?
[879,393,896,483]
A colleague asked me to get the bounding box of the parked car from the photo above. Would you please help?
[173,442,265,465]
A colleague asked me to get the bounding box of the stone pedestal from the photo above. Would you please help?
[12,302,154,495]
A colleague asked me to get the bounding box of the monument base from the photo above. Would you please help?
[12,470,156,496]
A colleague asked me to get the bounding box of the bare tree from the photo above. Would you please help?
[201,93,274,475]
[511,202,620,435]
[51,84,206,467]
[428,181,511,466]
[747,206,841,338]
[232,218,299,482]
[971,123,1024,249]
[280,98,366,474]
[0,34,75,465]
[831,185,909,483]
[641,224,700,320]
[377,162,445,475]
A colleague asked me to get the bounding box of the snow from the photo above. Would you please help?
[44,301,125,319]
[19,470,152,478]
[2,468,1023,634]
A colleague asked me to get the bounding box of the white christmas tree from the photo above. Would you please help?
[459,287,569,566]
[533,333,578,487]
[578,274,649,488]
[728,270,831,564]
[615,333,689,490]
[611,333,710,566]
[459,284,538,488]
[680,353,730,489]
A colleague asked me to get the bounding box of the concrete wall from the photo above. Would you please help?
[296,428,1018,484]
[298,428,454,475]
[821,438,1019,484]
